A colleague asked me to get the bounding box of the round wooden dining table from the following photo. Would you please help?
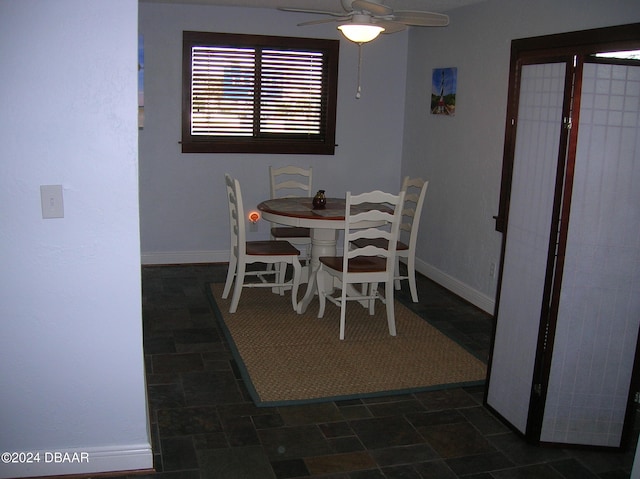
[257,197,347,273]
[258,197,389,313]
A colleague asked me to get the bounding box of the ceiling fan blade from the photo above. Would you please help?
[374,20,406,34]
[278,7,350,17]
[393,11,450,27]
[351,0,393,16]
[298,16,350,26]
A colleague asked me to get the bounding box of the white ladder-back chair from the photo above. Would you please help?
[269,165,313,259]
[222,174,302,313]
[301,189,405,340]
[352,177,428,302]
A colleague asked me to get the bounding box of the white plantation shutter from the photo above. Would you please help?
[259,49,324,135]
[191,46,256,136]
[183,32,338,154]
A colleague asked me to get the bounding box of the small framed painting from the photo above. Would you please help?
[431,67,457,116]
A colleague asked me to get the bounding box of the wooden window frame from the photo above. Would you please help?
[181,31,339,155]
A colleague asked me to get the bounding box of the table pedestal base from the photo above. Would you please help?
[297,228,338,313]
[309,228,338,270]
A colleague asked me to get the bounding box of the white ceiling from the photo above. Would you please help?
[139,0,486,15]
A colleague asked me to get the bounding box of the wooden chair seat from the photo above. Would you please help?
[351,237,409,251]
[270,226,311,239]
[246,240,301,256]
[319,256,387,273]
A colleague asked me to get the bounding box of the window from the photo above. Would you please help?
[182,31,339,154]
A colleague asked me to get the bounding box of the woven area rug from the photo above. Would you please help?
[207,283,486,407]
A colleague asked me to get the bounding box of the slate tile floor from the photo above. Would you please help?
[109,264,638,478]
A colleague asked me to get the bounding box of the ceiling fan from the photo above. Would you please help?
[279,0,449,43]
[280,0,449,98]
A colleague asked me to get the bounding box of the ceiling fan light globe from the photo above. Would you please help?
[338,24,384,43]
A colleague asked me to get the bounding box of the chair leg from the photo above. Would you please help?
[222,255,237,299]
[277,262,287,296]
[385,280,397,336]
[229,263,246,313]
[305,244,311,264]
[317,267,327,318]
[290,259,301,312]
[368,283,376,315]
[339,285,348,340]
[298,263,319,314]
[266,231,276,273]
[394,256,401,291]
[407,256,418,303]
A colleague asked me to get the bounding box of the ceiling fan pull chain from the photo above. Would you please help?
[356,43,363,99]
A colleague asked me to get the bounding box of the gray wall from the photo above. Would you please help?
[0,1,152,477]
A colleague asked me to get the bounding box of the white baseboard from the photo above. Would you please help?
[0,443,153,478]
[141,250,228,265]
[141,250,496,314]
[413,258,496,315]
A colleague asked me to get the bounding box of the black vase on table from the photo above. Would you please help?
[312,190,326,209]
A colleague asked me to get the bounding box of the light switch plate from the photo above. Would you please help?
[41,185,64,219]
